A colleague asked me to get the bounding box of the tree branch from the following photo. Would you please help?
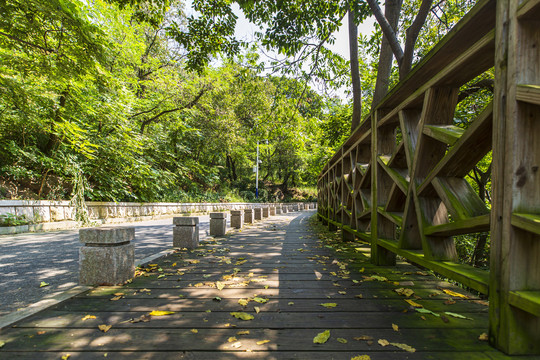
[400,0,433,78]
[366,0,404,64]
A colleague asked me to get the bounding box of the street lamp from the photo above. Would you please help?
[255,139,268,199]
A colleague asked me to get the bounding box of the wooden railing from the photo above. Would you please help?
[317,0,540,355]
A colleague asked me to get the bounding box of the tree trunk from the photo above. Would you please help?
[349,8,362,132]
[371,0,403,108]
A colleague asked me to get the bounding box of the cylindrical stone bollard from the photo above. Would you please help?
[244,208,254,223]
[269,206,276,216]
[262,206,269,218]
[79,227,135,286]
[254,208,263,220]
[173,217,199,249]
[210,212,227,236]
[230,210,244,229]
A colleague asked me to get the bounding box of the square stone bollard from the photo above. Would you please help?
[282,205,288,213]
[269,206,276,216]
[244,208,254,223]
[210,212,227,236]
[231,210,244,229]
[173,217,199,249]
[254,208,263,220]
[276,205,282,215]
[79,227,135,286]
[262,206,269,218]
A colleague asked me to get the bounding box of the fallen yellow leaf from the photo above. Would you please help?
[228,337,237,342]
[191,329,198,334]
[238,298,250,306]
[320,303,338,308]
[237,330,250,335]
[98,324,111,333]
[230,312,254,321]
[390,342,416,352]
[353,335,373,341]
[254,306,260,314]
[404,299,423,308]
[478,333,488,341]
[61,355,71,360]
[149,310,175,316]
[394,288,414,297]
[337,338,348,344]
[256,340,270,345]
[351,356,370,360]
[253,297,268,304]
[288,302,294,306]
[216,281,225,291]
[392,323,399,332]
[313,330,330,344]
[378,339,389,346]
[39,282,49,288]
[441,289,469,299]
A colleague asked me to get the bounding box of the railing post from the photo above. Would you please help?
[490,0,540,354]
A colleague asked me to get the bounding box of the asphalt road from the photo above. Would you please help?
[0,216,211,316]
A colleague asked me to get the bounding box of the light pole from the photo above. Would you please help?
[255,139,268,199]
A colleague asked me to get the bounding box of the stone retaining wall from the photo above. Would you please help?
[0,200,316,235]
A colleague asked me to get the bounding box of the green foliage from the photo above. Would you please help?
[0,213,29,227]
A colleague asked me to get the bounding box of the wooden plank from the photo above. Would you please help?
[423,125,465,145]
[388,141,407,168]
[424,214,490,236]
[385,182,407,213]
[378,29,495,128]
[517,0,540,18]
[509,291,540,317]
[377,156,409,194]
[378,207,403,226]
[418,103,493,196]
[376,238,490,294]
[512,213,540,235]
[431,177,489,220]
[516,84,540,106]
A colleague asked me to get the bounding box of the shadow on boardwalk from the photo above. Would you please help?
[0,211,517,359]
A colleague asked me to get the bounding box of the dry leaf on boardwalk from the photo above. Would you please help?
[392,323,399,332]
[230,312,254,320]
[81,315,96,321]
[378,339,389,346]
[390,342,416,352]
[228,337,237,342]
[98,325,111,333]
[351,356,370,360]
[394,288,414,297]
[320,303,338,308]
[337,338,348,344]
[149,310,175,316]
[254,306,260,314]
[441,289,469,299]
[313,330,330,344]
[478,333,488,341]
[404,299,423,308]
[191,329,198,334]
[256,340,270,345]
[237,330,250,335]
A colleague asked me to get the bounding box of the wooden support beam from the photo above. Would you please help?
[424,214,490,237]
[511,213,540,236]
[423,125,465,145]
[516,84,540,106]
[431,177,489,220]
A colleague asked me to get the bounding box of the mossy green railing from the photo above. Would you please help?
[317,0,540,355]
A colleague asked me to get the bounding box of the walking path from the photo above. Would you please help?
[0,211,519,359]
[0,216,212,316]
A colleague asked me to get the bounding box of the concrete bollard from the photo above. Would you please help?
[269,206,276,216]
[276,205,282,215]
[230,210,244,229]
[262,206,269,218]
[244,208,254,223]
[79,227,135,286]
[210,212,227,236]
[282,205,288,213]
[173,217,199,249]
[254,208,263,220]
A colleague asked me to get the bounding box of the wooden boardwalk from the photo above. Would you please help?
[0,211,518,359]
